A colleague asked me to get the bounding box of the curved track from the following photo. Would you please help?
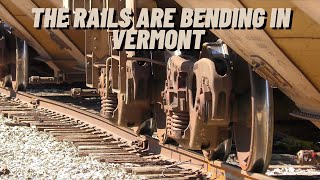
[0,87,277,179]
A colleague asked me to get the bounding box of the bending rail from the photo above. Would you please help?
[0,87,276,180]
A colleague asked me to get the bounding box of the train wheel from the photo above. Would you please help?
[0,75,12,88]
[0,64,11,88]
[203,138,232,161]
[233,66,273,173]
[0,72,5,87]
[14,38,28,91]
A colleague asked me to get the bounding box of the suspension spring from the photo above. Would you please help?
[101,93,118,118]
[166,115,172,130]
[170,111,189,131]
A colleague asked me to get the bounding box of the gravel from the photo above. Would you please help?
[224,151,320,177]
[266,166,320,176]
[0,116,136,179]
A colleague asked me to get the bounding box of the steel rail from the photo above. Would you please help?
[0,87,277,180]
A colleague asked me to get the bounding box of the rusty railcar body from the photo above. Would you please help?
[0,0,319,173]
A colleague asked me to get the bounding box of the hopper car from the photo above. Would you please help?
[0,0,319,173]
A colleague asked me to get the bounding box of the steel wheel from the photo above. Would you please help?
[203,138,232,161]
[0,75,12,88]
[233,65,274,173]
[0,65,11,88]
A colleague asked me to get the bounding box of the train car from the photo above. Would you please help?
[0,0,319,173]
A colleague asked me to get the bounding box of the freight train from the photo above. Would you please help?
[0,0,319,173]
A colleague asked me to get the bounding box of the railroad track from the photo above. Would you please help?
[0,87,311,179]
